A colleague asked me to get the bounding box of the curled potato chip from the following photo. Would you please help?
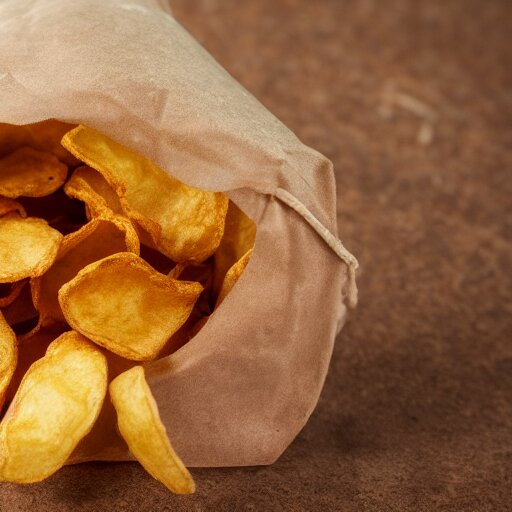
[110,366,195,494]
[59,253,203,361]
[216,249,253,307]
[32,217,139,326]
[0,197,25,218]
[0,147,68,198]
[64,166,124,219]
[0,331,107,483]
[0,313,17,410]
[62,125,229,262]
[213,201,256,297]
[0,214,62,283]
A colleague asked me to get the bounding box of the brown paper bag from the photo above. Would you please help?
[0,0,358,467]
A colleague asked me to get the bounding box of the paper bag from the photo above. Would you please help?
[0,0,358,467]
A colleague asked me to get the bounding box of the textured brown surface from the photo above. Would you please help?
[1,0,511,510]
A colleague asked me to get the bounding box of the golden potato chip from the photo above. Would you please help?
[0,313,17,410]
[62,125,229,262]
[110,366,195,494]
[0,214,62,283]
[24,119,80,166]
[0,280,26,309]
[32,217,139,327]
[59,253,203,361]
[0,197,25,218]
[0,331,107,483]
[0,120,79,165]
[0,124,32,159]
[0,147,68,198]
[216,249,253,307]
[213,201,256,297]
[64,166,125,219]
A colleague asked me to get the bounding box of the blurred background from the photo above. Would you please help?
[2,1,510,510]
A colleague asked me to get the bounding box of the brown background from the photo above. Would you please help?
[1,0,511,510]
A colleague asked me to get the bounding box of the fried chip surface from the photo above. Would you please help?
[32,217,139,326]
[0,147,68,198]
[64,166,124,219]
[110,366,195,494]
[24,120,80,166]
[62,125,229,262]
[59,253,203,361]
[0,331,107,483]
[0,313,17,410]
[213,201,256,297]
[0,214,62,283]
[216,249,253,307]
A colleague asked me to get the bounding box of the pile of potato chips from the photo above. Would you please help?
[0,121,256,493]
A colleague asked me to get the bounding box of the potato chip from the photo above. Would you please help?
[59,253,203,361]
[32,217,139,327]
[64,166,124,219]
[216,249,253,307]
[0,331,107,483]
[110,366,195,494]
[0,214,62,283]
[24,120,80,166]
[0,197,25,218]
[213,201,256,298]
[0,124,32,159]
[0,313,17,410]
[0,120,79,165]
[62,125,229,262]
[0,147,68,198]
[0,280,26,309]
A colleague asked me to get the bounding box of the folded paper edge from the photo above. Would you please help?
[275,187,358,308]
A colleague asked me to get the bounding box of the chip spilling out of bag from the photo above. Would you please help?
[110,366,195,494]
[0,120,256,494]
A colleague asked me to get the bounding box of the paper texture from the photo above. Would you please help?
[0,0,354,466]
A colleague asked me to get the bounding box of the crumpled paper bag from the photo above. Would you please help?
[0,0,358,467]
